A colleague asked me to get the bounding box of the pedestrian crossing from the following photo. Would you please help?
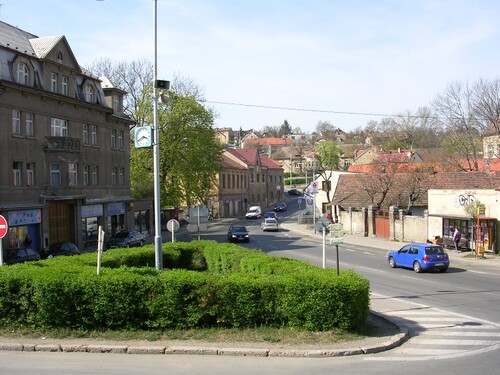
[367,295,500,361]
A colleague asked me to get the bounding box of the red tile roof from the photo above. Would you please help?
[332,171,500,210]
[243,138,293,146]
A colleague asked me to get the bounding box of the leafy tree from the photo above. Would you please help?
[87,59,221,207]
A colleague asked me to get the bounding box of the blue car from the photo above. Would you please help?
[388,243,449,273]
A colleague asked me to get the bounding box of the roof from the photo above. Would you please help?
[225,148,258,166]
[243,138,293,146]
[0,20,38,56]
[220,154,247,170]
[332,171,500,210]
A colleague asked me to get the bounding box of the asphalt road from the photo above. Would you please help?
[1,196,499,374]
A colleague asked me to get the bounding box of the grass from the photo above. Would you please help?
[0,323,372,346]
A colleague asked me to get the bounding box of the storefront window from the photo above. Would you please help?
[134,211,149,234]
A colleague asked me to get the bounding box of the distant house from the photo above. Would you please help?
[220,148,284,214]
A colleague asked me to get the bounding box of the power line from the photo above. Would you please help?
[202,99,436,120]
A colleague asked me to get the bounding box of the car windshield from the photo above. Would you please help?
[113,232,129,238]
[232,226,247,232]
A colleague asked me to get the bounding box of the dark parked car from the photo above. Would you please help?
[227,225,250,243]
[287,189,303,196]
[388,243,449,273]
[40,242,80,259]
[274,202,287,212]
[4,248,40,265]
[106,231,146,249]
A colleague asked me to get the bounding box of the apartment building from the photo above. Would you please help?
[0,20,137,254]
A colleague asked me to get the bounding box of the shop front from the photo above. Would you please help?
[81,204,103,249]
[107,202,126,235]
[428,189,499,253]
[4,209,42,254]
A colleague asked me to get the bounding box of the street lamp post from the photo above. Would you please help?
[152,0,163,270]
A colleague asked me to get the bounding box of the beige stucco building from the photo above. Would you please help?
[0,20,140,256]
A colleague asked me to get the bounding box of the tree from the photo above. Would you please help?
[432,81,485,171]
[87,59,221,207]
[314,121,338,141]
[278,120,292,137]
[314,140,341,203]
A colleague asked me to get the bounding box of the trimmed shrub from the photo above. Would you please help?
[0,241,369,331]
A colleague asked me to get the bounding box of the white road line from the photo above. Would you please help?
[411,338,498,345]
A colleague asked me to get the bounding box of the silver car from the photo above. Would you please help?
[261,218,279,232]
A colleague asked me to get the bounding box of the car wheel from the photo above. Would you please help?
[413,261,422,273]
[389,257,397,268]
[440,267,448,272]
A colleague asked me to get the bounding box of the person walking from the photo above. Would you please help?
[453,227,461,253]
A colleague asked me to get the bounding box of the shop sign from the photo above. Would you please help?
[8,209,41,226]
[81,205,103,218]
[107,203,126,216]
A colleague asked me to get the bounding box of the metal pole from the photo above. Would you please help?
[313,153,316,232]
[322,227,326,269]
[197,206,201,241]
[152,0,163,270]
[336,244,340,276]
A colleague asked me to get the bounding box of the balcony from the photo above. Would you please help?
[45,136,81,153]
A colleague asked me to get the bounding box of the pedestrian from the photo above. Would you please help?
[23,234,32,249]
[453,228,461,252]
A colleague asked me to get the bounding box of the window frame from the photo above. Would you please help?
[12,109,21,135]
[17,62,29,85]
[13,161,22,186]
[62,76,69,96]
[26,162,34,186]
[25,112,34,137]
[50,72,58,93]
[50,163,61,186]
[68,163,78,186]
[91,125,98,145]
[51,118,68,137]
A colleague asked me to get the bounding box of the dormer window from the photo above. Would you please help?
[57,51,63,63]
[85,85,94,103]
[17,62,29,85]
[113,94,121,113]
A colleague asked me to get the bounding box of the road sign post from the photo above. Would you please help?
[167,219,180,243]
[0,215,8,266]
[329,223,345,276]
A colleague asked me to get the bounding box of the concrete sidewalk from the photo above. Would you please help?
[280,219,500,270]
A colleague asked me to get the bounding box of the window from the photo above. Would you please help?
[113,94,121,112]
[118,130,124,149]
[119,168,124,185]
[13,162,22,186]
[487,145,494,158]
[26,163,34,186]
[85,85,94,103]
[50,164,60,186]
[50,72,58,93]
[91,126,98,145]
[111,129,117,148]
[92,166,98,185]
[83,124,89,145]
[51,118,68,137]
[111,167,117,186]
[62,76,69,96]
[83,165,89,186]
[17,63,29,85]
[25,113,34,137]
[222,174,226,189]
[12,110,21,135]
[68,163,77,186]
[57,51,63,62]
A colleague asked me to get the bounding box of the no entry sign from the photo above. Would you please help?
[0,215,7,239]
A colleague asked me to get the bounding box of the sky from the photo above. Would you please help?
[2,0,500,134]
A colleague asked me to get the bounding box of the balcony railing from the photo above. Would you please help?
[45,136,81,153]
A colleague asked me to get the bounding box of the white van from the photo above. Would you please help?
[245,206,262,219]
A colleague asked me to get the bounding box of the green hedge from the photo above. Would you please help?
[0,241,369,332]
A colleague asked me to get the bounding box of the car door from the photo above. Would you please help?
[396,245,411,267]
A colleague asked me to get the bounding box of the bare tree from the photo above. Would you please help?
[432,81,483,171]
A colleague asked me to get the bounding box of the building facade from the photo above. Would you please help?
[0,21,139,256]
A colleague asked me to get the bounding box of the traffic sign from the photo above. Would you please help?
[312,181,318,193]
[0,215,7,239]
[167,219,180,232]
